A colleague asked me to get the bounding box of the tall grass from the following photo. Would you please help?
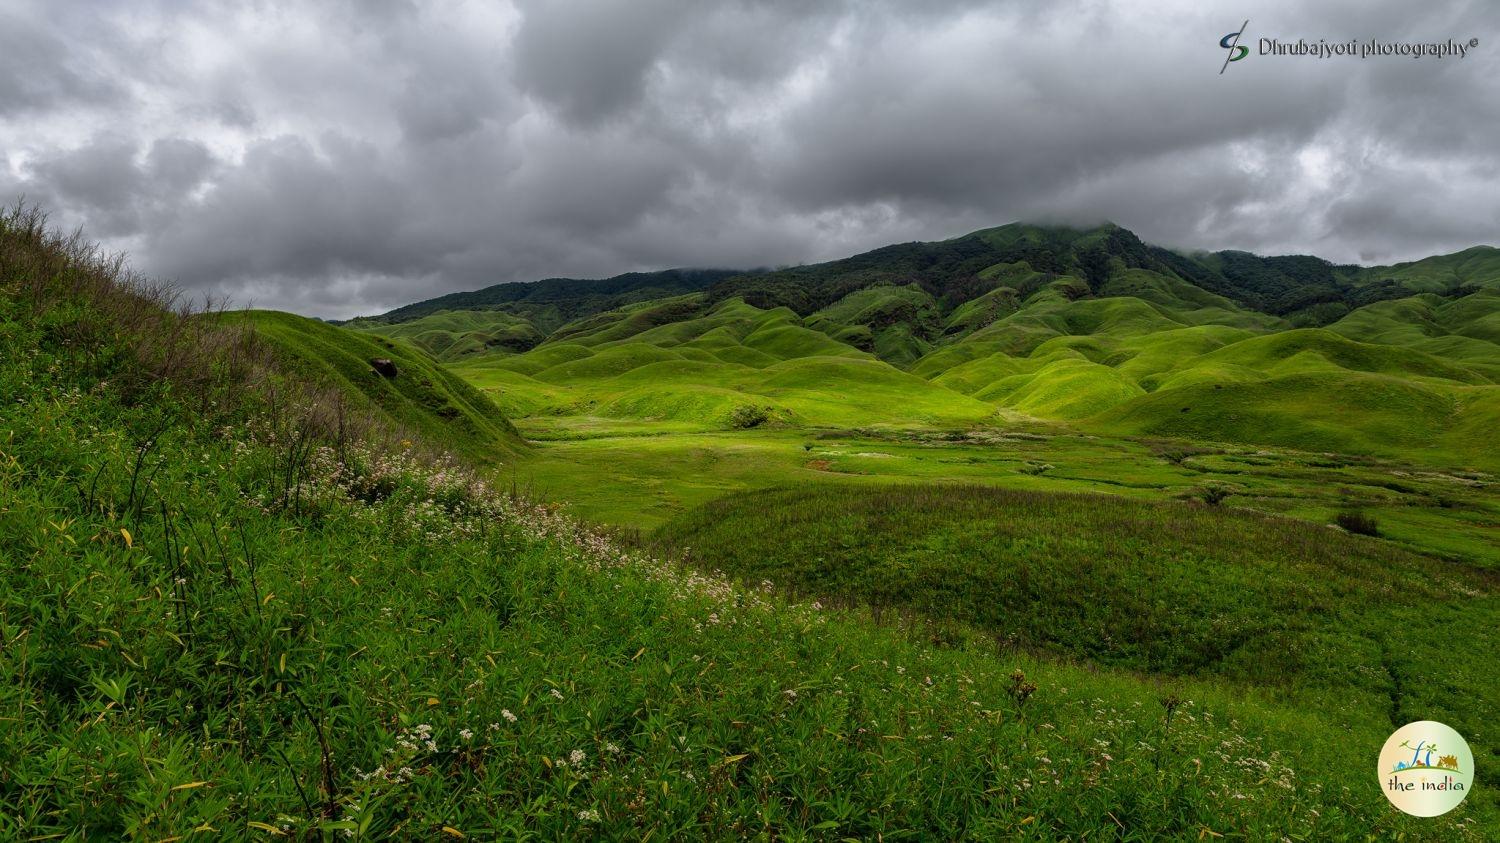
[652,483,1500,825]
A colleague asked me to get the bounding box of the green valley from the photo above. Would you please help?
[342,223,1499,567]
[5,209,1497,838]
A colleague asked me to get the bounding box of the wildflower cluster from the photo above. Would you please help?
[229,417,828,639]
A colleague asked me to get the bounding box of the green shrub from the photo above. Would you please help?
[1198,483,1232,506]
[1334,510,1380,536]
[728,404,771,429]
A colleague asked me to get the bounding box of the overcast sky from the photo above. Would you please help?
[2,0,1496,318]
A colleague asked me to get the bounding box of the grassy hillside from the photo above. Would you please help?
[348,222,1500,471]
[5,207,1496,839]
[355,268,744,331]
[805,283,944,365]
[361,222,1495,373]
[701,220,1470,324]
[388,225,1500,619]
[390,228,1499,472]
[654,484,1500,826]
[653,484,1497,726]
[220,310,526,463]
[1356,246,1500,294]
[349,308,545,359]
[455,297,993,430]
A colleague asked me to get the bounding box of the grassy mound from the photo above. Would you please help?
[805,284,943,365]
[466,296,995,429]
[348,308,544,359]
[443,363,576,419]
[977,358,1145,418]
[220,310,526,462]
[1090,371,1493,468]
[1192,328,1490,385]
[530,342,687,382]
[1357,246,1500,294]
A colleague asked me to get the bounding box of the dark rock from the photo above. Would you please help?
[370,357,398,378]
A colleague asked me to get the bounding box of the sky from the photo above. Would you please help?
[2,0,1496,318]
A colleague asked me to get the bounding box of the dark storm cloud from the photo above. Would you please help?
[0,0,1496,317]
[33,138,143,217]
[511,0,699,127]
[0,9,121,115]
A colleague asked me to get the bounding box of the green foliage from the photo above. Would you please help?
[349,308,545,359]
[1335,510,1380,536]
[1196,483,1233,506]
[456,297,994,430]
[804,284,943,365]
[728,404,771,429]
[652,484,1488,683]
[352,221,1500,471]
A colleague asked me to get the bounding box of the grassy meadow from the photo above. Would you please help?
[499,424,1500,566]
[397,230,1499,573]
[651,485,1498,783]
[4,209,1497,837]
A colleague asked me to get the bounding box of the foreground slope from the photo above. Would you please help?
[656,485,1498,767]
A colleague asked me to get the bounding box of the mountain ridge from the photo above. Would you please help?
[360,221,1498,339]
[335,222,1500,473]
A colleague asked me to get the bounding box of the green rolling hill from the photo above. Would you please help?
[450,297,992,430]
[351,222,1498,471]
[349,308,545,360]
[220,310,526,462]
[348,267,746,337]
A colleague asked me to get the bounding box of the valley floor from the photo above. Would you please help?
[507,416,1500,568]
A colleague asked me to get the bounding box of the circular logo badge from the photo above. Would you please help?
[1378,721,1474,817]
